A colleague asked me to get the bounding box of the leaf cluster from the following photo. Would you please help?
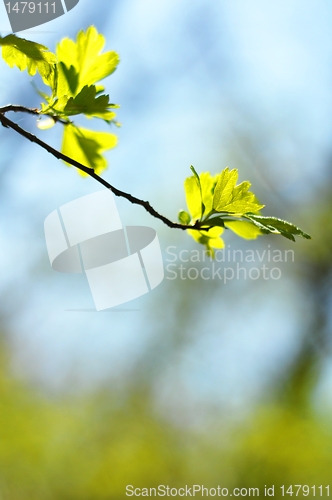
[0,26,119,174]
[179,166,310,255]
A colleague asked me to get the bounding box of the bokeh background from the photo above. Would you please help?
[1,0,332,497]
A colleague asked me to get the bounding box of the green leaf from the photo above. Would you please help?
[56,26,120,94]
[0,34,56,84]
[184,176,203,221]
[56,61,79,97]
[245,214,311,241]
[181,166,310,250]
[190,165,205,217]
[184,169,219,221]
[213,167,264,214]
[224,221,262,239]
[63,85,117,120]
[178,210,191,225]
[62,125,117,175]
[204,217,225,228]
[188,227,224,257]
[199,172,219,215]
[40,95,69,115]
[213,167,238,208]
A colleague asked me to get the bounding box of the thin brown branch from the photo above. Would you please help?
[0,105,69,125]
[0,105,40,116]
[0,110,203,231]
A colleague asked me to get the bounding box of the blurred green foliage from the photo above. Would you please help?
[0,339,331,499]
[0,187,326,498]
[0,184,329,498]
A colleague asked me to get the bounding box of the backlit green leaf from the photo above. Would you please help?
[224,221,262,239]
[184,176,202,221]
[190,165,205,217]
[180,165,311,251]
[184,169,219,221]
[62,125,117,175]
[204,217,225,228]
[188,227,224,257]
[213,167,238,208]
[178,211,191,225]
[199,172,219,215]
[245,215,311,241]
[56,61,79,97]
[56,26,120,94]
[63,85,117,120]
[213,167,264,214]
[0,34,56,84]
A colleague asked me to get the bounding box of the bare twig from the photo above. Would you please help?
[0,108,203,231]
[0,105,40,116]
[0,105,69,125]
